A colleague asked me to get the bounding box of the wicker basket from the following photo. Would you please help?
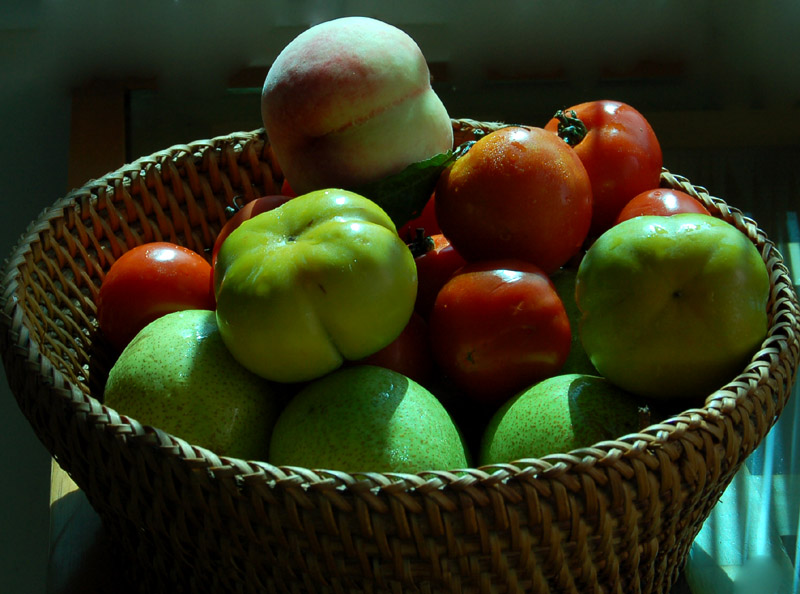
[2,119,798,594]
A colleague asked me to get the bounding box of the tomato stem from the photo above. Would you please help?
[453,139,477,159]
[225,195,246,218]
[553,109,588,146]
[408,228,435,257]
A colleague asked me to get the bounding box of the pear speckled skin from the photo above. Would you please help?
[104,310,284,461]
[479,374,642,465]
[268,365,469,473]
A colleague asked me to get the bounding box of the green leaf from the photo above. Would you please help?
[352,150,456,229]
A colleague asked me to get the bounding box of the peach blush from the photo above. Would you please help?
[261,16,453,195]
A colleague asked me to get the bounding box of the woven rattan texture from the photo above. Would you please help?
[1,121,798,594]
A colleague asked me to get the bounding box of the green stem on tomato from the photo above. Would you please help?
[407,228,435,258]
[453,139,477,160]
[225,195,247,218]
[553,109,588,147]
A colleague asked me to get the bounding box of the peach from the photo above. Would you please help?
[261,17,454,195]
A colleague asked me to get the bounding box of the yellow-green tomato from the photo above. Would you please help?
[214,189,417,383]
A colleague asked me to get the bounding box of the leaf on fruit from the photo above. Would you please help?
[352,150,455,229]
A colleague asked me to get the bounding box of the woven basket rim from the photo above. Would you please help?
[2,121,799,492]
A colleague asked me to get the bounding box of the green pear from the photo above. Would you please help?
[104,309,284,460]
[269,365,470,473]
[479,374,643,465]
[549,266,598,375]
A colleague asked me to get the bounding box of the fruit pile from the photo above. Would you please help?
[99,17,770,474]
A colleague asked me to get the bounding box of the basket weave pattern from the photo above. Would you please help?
[1,120,798,593]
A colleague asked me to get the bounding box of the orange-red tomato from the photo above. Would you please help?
[614,188,711,225]
[435,126,592,274]
[429,259,571,404]
[356,312,434,385]
[544,100,662,237]
[97,242,215,352]
[412,233,467,320]
[211,195,293,269]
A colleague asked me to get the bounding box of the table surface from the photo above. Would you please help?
[48,464,122,594]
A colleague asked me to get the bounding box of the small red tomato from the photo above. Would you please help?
[280,178,297,197]
[544,100,663,237]
[97,242,216,352]
[614,188,711,225]
[356,312,434,385]
[397,192,440,243]
[211,195,293,268]
[429,259,571,404]
[411,233,467,320]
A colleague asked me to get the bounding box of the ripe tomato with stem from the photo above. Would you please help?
[409,232,467,320]
[397,192,440,243]
[434,126,592,275]
[544,100,663,238]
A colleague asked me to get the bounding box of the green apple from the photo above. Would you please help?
[214,189,418,384]
[268,365,470,473]
[479,373,642,464]
[104,309,284,460]
[576,213,769,400]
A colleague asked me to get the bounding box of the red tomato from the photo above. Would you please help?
[429,259,571,404]
[435,126,592,274]
[97,242,216,352]
[280,178,297,198]
[412,233,467,319]
[356,312,434,385]
[544,100,663,237]
[614,188,711,225]
[211,195,293,268]
[397,192,440,243]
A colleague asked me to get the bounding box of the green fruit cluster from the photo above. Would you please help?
[104,311,469,472]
